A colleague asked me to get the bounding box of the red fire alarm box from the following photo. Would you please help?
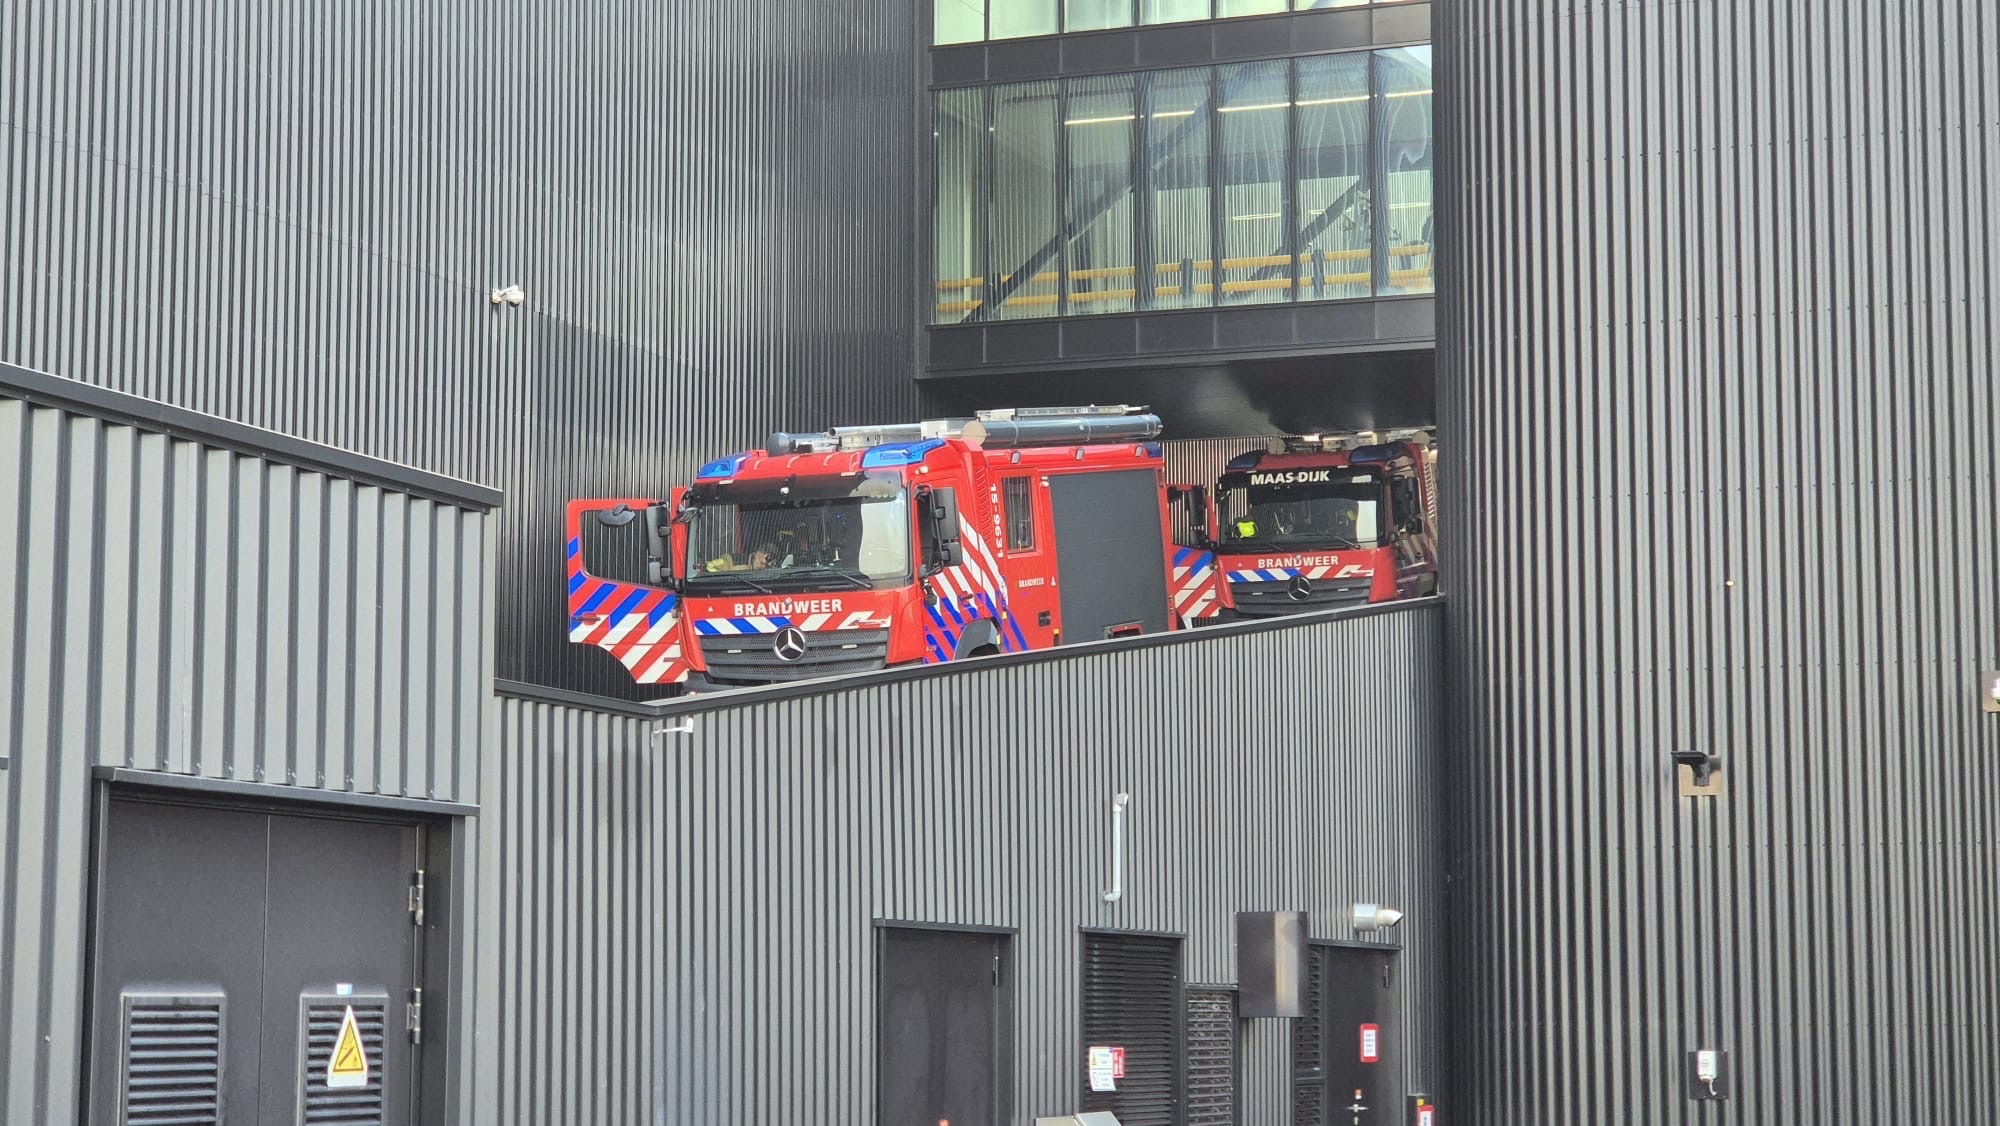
[1410,1094,1438,1125]
[1359,1023,1380,1063]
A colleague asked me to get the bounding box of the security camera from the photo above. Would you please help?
[489,284,525,307]
[1351,903,1403,932]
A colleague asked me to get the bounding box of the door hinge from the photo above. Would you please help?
[409,869,426,927]
[407,988,423,1045]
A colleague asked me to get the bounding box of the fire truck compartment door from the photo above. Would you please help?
[1047,469,1171,640]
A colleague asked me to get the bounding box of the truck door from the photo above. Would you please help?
[1046,469,1172,641]
[566,494,690,685]
[994,473,1059,648]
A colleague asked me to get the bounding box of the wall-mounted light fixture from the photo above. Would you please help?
[1351,903,1403,933]
[651,719,694,740]
[489,284,525,307]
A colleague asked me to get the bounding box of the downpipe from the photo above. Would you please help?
[1101,793,1132,903]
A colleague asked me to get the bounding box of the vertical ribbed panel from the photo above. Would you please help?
[0,391,489,1125]
[0,0,920,695]
[1160,436,1265,489]
[1439,3,2000,1123]
[479,604,1447,1123]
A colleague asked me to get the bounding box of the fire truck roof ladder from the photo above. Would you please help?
[767,405,1156,456]
[1266,427,1434,454]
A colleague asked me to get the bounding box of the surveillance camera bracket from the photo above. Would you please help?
[1672,750,1724,797]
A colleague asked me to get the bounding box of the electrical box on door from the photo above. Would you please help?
[1236,910,1308,1017]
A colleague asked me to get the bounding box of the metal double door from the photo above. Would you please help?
[88,794,426,1125]
[1294,945,1402,1126]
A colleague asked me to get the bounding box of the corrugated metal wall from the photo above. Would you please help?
[1438,2,2000,1122]
[0,0,921,696]
[0,388,493,1124]
[472,602,1447,1124]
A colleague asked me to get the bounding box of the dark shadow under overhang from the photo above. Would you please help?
[921,297,1434,437]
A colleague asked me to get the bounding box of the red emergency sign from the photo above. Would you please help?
[1359,1023,1380,1063]
[1111,1047,1126,1078]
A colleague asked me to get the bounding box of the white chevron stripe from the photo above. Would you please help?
[799,613,831,631]
[602,613,646,645]
[636,646,686,683]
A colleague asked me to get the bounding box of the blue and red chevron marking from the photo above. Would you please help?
[1171,546,1222,625]
[693,616,790,636]
[564,527,689,684]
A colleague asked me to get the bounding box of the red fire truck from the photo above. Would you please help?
[565,406,1224,690]
[1178,430,1437,619]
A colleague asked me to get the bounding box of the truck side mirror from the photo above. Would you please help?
[1189,485,1211,544]
[924,487,963,569]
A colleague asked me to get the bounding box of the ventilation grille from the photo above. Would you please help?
[298,998,387,1125]
[1185,988,1238,1126]
[1081,932,1182,1126]
[121,992,225,1126]
[1290,946,1328,1126]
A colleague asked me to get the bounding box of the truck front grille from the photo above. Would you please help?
[697,629,891,686]
[1227,576,1374,618]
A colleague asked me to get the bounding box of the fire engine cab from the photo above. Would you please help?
[1178,430,1437,619]
[566,405,1216,690]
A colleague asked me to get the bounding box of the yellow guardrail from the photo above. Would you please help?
[934,246,1433,315]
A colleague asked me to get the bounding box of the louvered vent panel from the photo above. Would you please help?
[1291,946,1329,1125]
[1081,933,1183,1126]
[1292,1076,1325,1126]
[1185,988,1238,1126]
[298,998,388,1125]
[121,993,225,1126]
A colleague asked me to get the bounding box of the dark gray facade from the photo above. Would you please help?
[1437,2,2000,1122]
[0,0,922,696]
[476,601,1447,1123]
[0,371,494,1124]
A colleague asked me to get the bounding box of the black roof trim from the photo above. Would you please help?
[1,363,503,512]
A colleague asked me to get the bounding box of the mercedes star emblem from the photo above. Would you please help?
[1287,574,1313,601]
[772,626,809,662]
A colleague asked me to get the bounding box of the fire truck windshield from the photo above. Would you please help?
[1217,472,1383,550]
[681,474,911,592]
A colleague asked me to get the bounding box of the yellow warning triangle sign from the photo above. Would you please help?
[326,1005,369,1090]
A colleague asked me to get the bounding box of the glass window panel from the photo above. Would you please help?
[1142,0,1209,24]
[1217,0,1284,17]
[935,0,985,44]
[934,89,987,323]
[1295,53,1372,300]
[989,80,1063,320]
[992,0,1058,38]
[1142,68,1214,310]
[1377,46,1434,295]
[1293,0,1368,9]
[1064,74,1138,315]
[1216,61,1291,305]
[1066,0,1132,31]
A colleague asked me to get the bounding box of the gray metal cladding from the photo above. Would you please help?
[1437,2,2000,1123]
[474,602,1447,1124]
[0,388,490,1124]
[0,0,922,696]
